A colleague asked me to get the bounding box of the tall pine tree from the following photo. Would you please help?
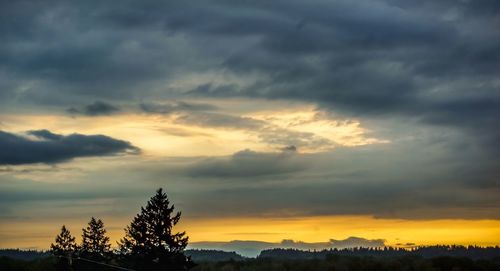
[119,188,193,271]
[51,225,78,255]
[51,225,78,271]
[81,217,111,260]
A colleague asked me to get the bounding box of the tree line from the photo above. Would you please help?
[49,188,194,271]
[258,246,500,260]
[192,255,500,271]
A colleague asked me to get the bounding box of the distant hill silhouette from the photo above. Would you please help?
[189,236,385,257]
[0,249,49,261]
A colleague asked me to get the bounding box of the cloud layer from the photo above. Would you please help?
[67,101,120,116]
[1,0,498,217]
[185,149,309,178]
[0,130,139,165]
[1,0,498,153]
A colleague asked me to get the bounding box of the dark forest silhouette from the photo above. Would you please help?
[258,246,500,260]
[3,247,500,271]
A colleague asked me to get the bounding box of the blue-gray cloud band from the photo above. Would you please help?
[67,101,120,116]
[0,130,139,165]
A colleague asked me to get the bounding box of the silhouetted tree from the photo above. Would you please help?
[119,188,194,271]
[80,217,111,260]
[50,225,78,271]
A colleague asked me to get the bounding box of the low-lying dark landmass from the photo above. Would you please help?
[2,246,500,271]
[0,249,50,261]
[259,246,500,260]
[185,249,246,262]
[193,255,500,271]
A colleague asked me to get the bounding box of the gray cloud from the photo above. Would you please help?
[257,127,332,151]
[0,1,215,104]
[0,129,139,165]
[182,176,500,220]
[140,102,278,136]
[139,101,218,114]
[175,112,265,130]
[171,111,333,150]
[184,149,309,178]
[177,142,500,220]
[67,101,120,116]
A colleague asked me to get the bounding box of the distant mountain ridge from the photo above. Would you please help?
[189,236,385,257]
[0,249,49,261]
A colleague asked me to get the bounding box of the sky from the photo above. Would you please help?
[1,0,500,253]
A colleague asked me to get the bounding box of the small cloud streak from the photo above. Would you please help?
[67,101,120,116]
[140,101,218,114]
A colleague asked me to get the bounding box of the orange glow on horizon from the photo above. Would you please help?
[2,215,499,250]
[180,216,500,247]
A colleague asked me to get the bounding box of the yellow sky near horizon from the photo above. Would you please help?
[2,215,500,250]
[184,216,500,247]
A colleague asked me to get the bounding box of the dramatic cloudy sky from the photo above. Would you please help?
[1,0,500,251]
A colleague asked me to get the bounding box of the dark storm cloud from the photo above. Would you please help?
[2,0,498,134]
[185,149,309,178]
[162,0,499,151]
[419,97,500,155]
[0,1,215,103]
[0,130,139,165]
[67,101,120,116]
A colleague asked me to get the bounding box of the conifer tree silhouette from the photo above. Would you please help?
[119,188,193,271]
[51,225,78,271]
[81,217,111,260]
